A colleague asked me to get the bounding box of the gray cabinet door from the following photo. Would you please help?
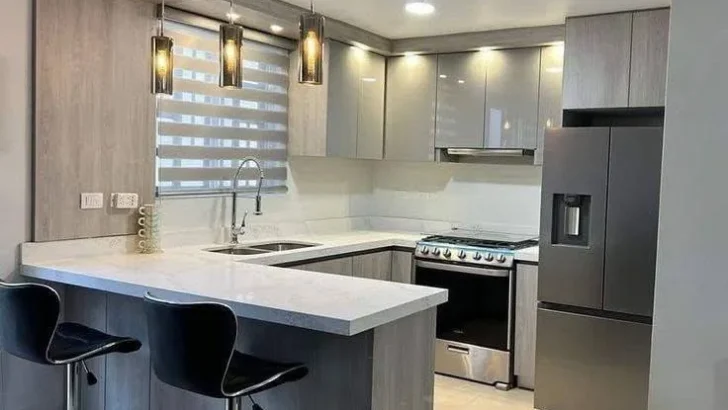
[353,252,392,281]
[435,52,487,148]
[629,9,670,107]
[297,257,354,276]
[357,51,386,159]
[535,45,564,165]
[326,40,359,158]
[385,55,437,162]
[287,42,329,157]
[539,128,610,309]
[390,251,413,284]
[604,128,663,317]
[514,263,538,389]
[484,48,540,149]
[563,13,633,109]
[535,308,652,410]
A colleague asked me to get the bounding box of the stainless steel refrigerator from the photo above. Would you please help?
[535,127,663,410]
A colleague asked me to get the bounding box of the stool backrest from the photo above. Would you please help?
[0,282,60,364]
[144,294,237,399]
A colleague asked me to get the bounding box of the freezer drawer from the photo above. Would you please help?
[539,127,610,309]
[604,127,663,317]
[534,308,652,410]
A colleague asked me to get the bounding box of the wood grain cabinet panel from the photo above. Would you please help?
[353,252,392,281]
[484,48,541,149]
[297,257,354,276]
[385,54,438,162]
[390,251,414,284]
[435,52,488,148]
[514,264,538,389]
[562,13,633,109]
[35,0,156,241]
[629,9,670,107]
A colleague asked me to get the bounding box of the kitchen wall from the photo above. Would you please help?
[370,161,542,234]
[648,0,728,409]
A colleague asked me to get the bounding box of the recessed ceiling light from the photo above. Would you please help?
[405,1,435,16]
[351,41,371,51]
[439,74,447,79]
[458,80,465,84]
[270,24,284,33]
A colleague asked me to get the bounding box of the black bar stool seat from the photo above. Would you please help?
[49,322,141,363]
[0,282,142,410]
[144,293,308,410]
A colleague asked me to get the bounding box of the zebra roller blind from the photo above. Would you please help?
[157,21,289,195]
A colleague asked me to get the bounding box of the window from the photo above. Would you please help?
[157,22,289,195]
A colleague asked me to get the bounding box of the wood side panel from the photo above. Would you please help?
[390,251,414,284]
[372,308,436,410]
[514,264,538,389]
[35,0,156,241]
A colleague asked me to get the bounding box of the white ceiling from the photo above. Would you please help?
[282,0,670,39]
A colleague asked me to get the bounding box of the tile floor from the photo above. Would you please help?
[434,375,534,410]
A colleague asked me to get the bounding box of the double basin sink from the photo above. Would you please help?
[206,241,321,256]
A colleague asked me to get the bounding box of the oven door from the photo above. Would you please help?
[415,259,514,386]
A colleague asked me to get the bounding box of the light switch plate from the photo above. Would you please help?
[80,193,104,210]
[111,193,139,209]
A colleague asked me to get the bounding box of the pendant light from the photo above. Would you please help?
[152,0,174,95]
[219,0,244,89]
[298,0,325,85]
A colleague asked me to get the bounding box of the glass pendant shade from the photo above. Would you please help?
[299,13,325,85]
[219,23,244,89]
[152,35,174,95]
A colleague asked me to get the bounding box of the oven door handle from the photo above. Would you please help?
[415,260,510,277]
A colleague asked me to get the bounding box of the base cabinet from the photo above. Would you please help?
[391,251,414,284]
[290,250,414,284]
[296,257,354,276]
[353,252,393,281]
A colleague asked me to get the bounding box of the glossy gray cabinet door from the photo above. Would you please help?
[514,263,538,389]
[435,52,487,148]
[629,9,670,107]
[563,13,633,109]
[385,55,437,162]
[535,308,651,410]
[357,51,386,159]
[604,128,663,317]
[535,45,564,165]
[484,48,540,149]
[353,252,392,281]
[326,40,359,158]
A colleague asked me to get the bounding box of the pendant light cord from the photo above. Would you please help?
[310,0,314,13]
[229,0,234,24]
[160,0,165,35]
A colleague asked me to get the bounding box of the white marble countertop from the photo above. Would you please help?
[22,232,445,336]
[514,246,539,264]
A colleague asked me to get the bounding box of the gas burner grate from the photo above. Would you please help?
[421,235,538,250]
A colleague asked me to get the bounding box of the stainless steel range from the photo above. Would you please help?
[414,230,537,390]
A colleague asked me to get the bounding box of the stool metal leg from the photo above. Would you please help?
[65,362,80,410]
[225,396,242,410]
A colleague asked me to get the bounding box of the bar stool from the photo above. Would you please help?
[143,293,308,410]
[0,282,142,410]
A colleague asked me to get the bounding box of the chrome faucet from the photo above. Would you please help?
[230,157,265,244]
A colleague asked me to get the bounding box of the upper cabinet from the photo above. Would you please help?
[563,9,670,110]
[536,45,565,165]
[289,40,386,159]
[385,54,438,162]
[629,9,670,107]
[484,48,541,149]
[435,52,488,149]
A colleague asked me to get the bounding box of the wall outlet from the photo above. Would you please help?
[80,193,104,210]
[111,193,139,209]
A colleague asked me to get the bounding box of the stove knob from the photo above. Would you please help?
[420,246,429,255]
[458,250,467,259]
[432,248,441,256]
[484,253,494,262]
[473,252,482,261]
[443,249,452,258]
[496,254,507,263]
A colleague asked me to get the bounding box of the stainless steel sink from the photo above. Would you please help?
[206,247,272,256]
[248,242,320,252]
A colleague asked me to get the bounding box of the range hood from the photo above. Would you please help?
[436,148,538,165]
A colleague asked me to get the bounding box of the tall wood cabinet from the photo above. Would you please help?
[289,40,386,159]
[563,8,670,110]
[384,54,438,162]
